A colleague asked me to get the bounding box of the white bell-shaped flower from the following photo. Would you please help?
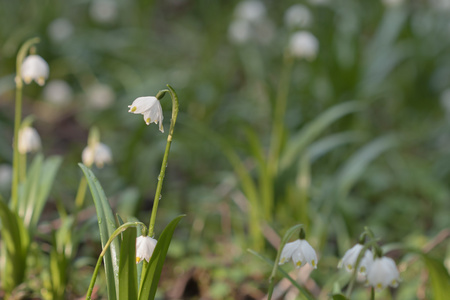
[279,239,318,269]
[338,244,373,276]
[366,256,401,291]
[18,127,42,154]
[82,142,112,168]
[128,96,164,132]
[136,236,157,263]
[21,55,49,86]
[288,31,319,61]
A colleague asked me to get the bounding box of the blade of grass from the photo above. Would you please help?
[119,227,138,299]
[79,163,119,300]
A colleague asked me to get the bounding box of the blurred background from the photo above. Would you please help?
[1,0,450,299]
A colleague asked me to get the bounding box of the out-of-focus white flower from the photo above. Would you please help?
[338,244,373,276]
[279,239,318,269]
[18,127,41,154]
[136,236,157,263]
[432,0,450,10]
[288,31,319,60]
[0,164,12,190]
[87,83,115,109]
[284,4,313,29]
[82,142,112,168]
[234,0,266,22]
[90,0,118,23]
[228,19,252,44]
[366,256,401,291]
[21,55,49,86]
[43,80,73,105]
[47,18,74,42]
[128,96,164,132]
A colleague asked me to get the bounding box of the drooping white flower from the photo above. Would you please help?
[338,244,374,276]
[279,239,318,269]
[234,0,266,22]
[82,142,112,168]
[89,0,118,24]
[43,80,73,105]
[21,55,49,86]
[18,127,42,154]
[128,96,164,132]
[228,19,252,44]
[284,4,313,29]
[136,236,157,264]
[366,256,401,291]
[289,31,319,60]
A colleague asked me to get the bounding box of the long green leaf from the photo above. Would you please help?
[421,254,450,300]
[138,215,185,300]
[0,198,30,292]
[281,101,362,171]
[119,227,138,300]
[79,163,119,300]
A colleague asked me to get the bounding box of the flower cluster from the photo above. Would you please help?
[338,243,401,291]
[18,126,42,154]
[82,142,112,168]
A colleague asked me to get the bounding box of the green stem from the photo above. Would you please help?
[371,287,375,300]
[85,222,146,300]
[11,37,40,212]
[265,54,294,221]
[147,85,179,237]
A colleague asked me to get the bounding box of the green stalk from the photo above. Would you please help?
[85,222,146,300]
[11,37,40,212]
[147,85,179,237]
[265,54,294,221]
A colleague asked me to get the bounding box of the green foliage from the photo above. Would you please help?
[421,254,450,300]
[79,163,120,300]
[138,215,185,300]
[0,198,29,294]
[119,227,138,300]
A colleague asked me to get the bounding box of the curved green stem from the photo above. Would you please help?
[85,222,146,300]
[147,85,179,237]
[11,37,40,211]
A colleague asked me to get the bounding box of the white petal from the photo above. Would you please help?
[128,96,158,114]
[94,143,112,168]
[298,240,318,268]
[136,236,157,263]
[367,257,400,290]
[289,31,319,60]
[82,146,95,167]
[279,240,300,265]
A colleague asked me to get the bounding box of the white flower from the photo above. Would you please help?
[18,127,41,154]
[21,55,49,86]
[234,0,266,22]
[288,31,319,60]
[82,142,112,168]
[366,256,401,291]
[43,80,73,105]
[284,4,313,29]
[136,236,157,263]
[338,244,373,276]
[279,239,318,269]
[128,96,164,132]
[90,0,118,24]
